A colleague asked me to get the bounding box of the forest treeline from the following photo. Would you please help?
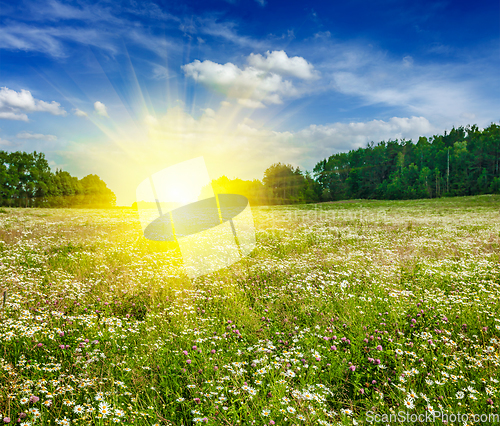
[0,151,116,207]
[213,123,500,205]
[2,122,499,208]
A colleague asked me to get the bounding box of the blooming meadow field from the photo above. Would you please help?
[1,195,499,425]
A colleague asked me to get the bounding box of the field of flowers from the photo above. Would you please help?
[0,195,499,425]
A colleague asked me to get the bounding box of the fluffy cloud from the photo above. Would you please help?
[16,131,57,141]
[94,101,109,117]
[0,87,66,121]
[182,50,316,108]
[247,50,318,80]
[183,59,295,108]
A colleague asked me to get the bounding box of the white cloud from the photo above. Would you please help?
[16,131,57,141]
[27,0,116,23]
[0,24,118,58]
[313,31,331,39]
[293,116,434,160]
[73,108,88,117]
[237,99,266,108]
[0,3,176,60]
[0,111,29,121]
[94,101,109,117]
[0,87,66,121]
[202,108,216,118]
[183,59,297,108]
[0,137,12,146]
[183,51,318,109]
[402,55,413,68]
[247,50,318,80]
[150,63,177,80]
[195,18,266,49]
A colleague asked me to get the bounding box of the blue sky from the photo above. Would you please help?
[0,0,499,205]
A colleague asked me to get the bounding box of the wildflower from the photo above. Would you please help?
[29,409,40,419]
[456,391,464,399]
[98,401,111,417]
[287,406,296,413]
[262,409,270,416]
[73,405,85,415]
[403,398,415,409]
[20,397,29,404]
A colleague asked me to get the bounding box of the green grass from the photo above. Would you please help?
[0,195,499,425]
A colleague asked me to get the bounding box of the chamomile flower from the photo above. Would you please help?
[98,401,111,418]
[403,398,415,409]
[73,405,85,415]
